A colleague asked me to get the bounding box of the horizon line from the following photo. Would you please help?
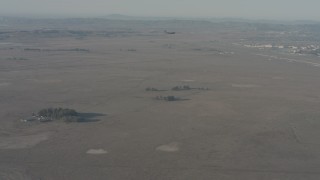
[0,13,319,23]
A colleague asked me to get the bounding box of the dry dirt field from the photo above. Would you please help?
[1,24,320,179]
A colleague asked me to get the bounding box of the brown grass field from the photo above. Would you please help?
[1,22,320,179]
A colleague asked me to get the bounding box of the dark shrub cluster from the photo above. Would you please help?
[172,85,191,91]
[156,95,180,101]
[146,87,158,91]
[38,108,78,120]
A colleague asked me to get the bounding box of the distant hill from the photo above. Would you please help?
[103,14,137,20]
[101,14,177,21]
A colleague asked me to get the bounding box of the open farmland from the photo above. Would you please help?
[1,18,320,180]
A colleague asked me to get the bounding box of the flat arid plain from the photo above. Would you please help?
[1,18,320,179]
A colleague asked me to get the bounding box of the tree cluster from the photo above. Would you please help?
[38,107,78,120]
[172,85,191,91]
[156,95,180,101]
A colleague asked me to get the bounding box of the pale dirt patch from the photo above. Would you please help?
[0,133,49,149]
[86,149,108,155]
[156,142,180,152]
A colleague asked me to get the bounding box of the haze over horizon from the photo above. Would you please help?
[0,0,320,21]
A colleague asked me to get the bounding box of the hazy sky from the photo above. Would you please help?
[1,0,320,20]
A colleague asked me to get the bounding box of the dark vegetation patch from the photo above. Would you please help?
[23,48,89,52]
[146,85,209,92]
[145,87,167,91]
[146,85,208,102]
[37,108,78,122]
[21,108,104,123]
[155,96,189,101]
[172,85,191,91]
[4,57,29,61]
[172,85,209,91]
